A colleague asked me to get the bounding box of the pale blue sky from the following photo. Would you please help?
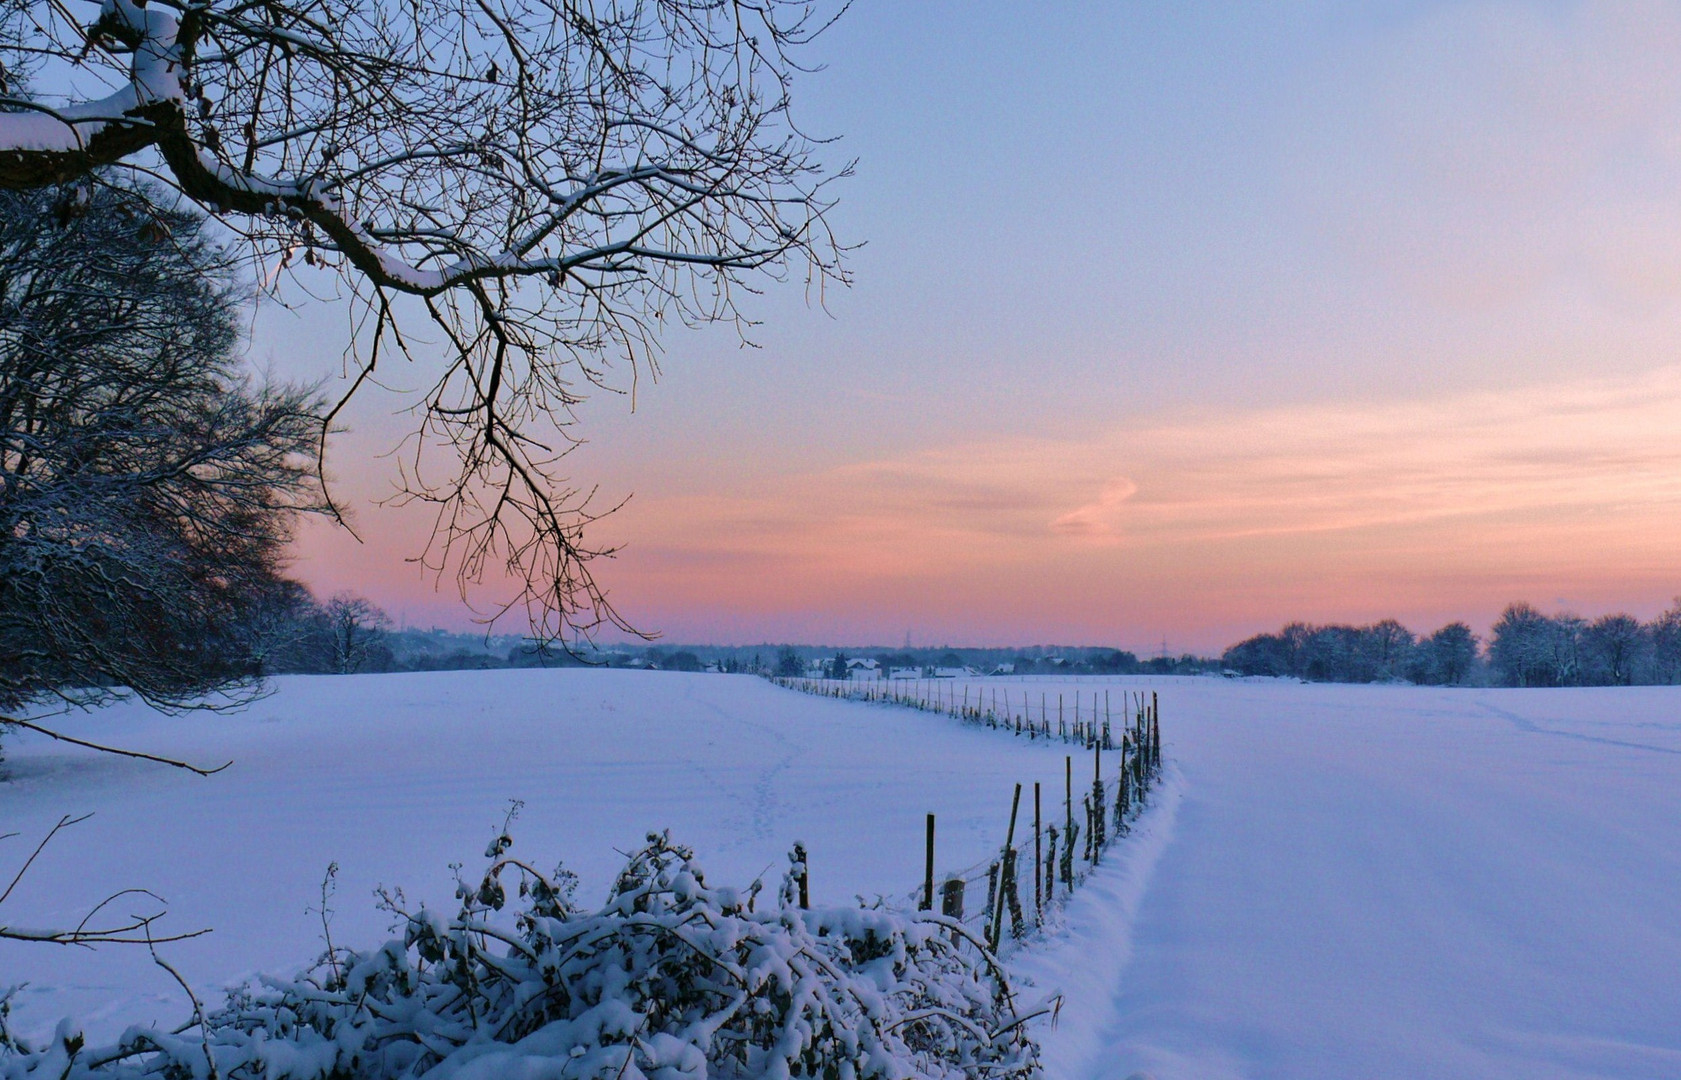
[268,2,1681,649]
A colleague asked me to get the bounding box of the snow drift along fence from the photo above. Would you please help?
[770,676,1165,951]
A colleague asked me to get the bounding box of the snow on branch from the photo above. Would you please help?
[0,0,850,642]
[0,831,1047,1078]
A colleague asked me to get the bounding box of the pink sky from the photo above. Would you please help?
[275,3,1681,652]
[289,364,1681,653]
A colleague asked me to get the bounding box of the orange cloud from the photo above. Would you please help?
[590,366,1681,644]
[288,364,1681,648]
[1050,480,1139,543]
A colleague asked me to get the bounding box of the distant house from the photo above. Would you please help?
[931,667,974,679]
[805,659,828,679]
[989,663,1016,676]
[845,658,881,681]
[888,667,920,680]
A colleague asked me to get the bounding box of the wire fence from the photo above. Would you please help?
[769,675,1165,950]
[770,675,1150,751]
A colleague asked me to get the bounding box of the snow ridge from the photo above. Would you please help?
[1007,768,1182,1080]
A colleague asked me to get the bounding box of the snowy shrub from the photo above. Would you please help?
[2,832,1047,1079]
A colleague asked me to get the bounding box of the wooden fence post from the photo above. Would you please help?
[1063,755,1073,886]
[991,783,1022,950]
[1033,782,1042,922]
[941,875,965,926]
[1045,826,1057,903]
[1091,737,1106,858]
[922,814,935,911]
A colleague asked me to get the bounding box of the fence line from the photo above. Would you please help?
[767,674,1165,950]
[768,674,1156,752]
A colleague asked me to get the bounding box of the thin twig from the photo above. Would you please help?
[0,812,91,907]
[148,927,220,1080]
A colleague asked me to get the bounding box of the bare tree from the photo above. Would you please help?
[323,591,389,674]
[1582,613,1648,686]
[0,181,324,712]
[1423,622,1477,685]
[1652,599,1681,685]
[244,576,323,676]
[0,0,849,641]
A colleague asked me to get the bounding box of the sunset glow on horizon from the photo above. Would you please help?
[275,2,1681,652]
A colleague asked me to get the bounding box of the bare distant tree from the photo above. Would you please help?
[244,577,323,676]
[1582,613,1648,686]
[324,592,389,674]
[1423,622,1477,685]
[0,0,849,641]
[1488,604,1551,687]
[1489,603,1587,687]
[1652,599,1681,685]
[1363,619,1415,681]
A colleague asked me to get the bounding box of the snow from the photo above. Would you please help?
[0,0,181,156]
[0,669,1085,1043]
[6,672,1681,1078]
[1008,677,1681,1079]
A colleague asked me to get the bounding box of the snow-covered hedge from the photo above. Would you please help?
[3,832,1048,1079]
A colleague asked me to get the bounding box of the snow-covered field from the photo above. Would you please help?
[0,670,1093,1042]
[5,671,1681,1078]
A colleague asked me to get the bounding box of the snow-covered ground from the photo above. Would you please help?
[6,671,1681,1078]
[1016,677,1681,1080]
[0,669,1089,1042]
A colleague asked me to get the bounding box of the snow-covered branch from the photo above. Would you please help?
[0,0,850,641]
[0,831,1047,1079]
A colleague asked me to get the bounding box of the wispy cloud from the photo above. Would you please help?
[599,366,1681,642]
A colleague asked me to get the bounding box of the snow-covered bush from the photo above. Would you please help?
[3,832,1047,1079]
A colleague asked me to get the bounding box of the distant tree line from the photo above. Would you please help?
[763,645,1221,679]
[1223,600,1681,687]
[1223,620,1478,685]
[1484,602,1681,687]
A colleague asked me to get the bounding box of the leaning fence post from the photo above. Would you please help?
[1004,846,1025,938]
[1117,754,1130,830]
[922,813,935,911]
[991,783,1022,950]
[984,861,1000,949]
